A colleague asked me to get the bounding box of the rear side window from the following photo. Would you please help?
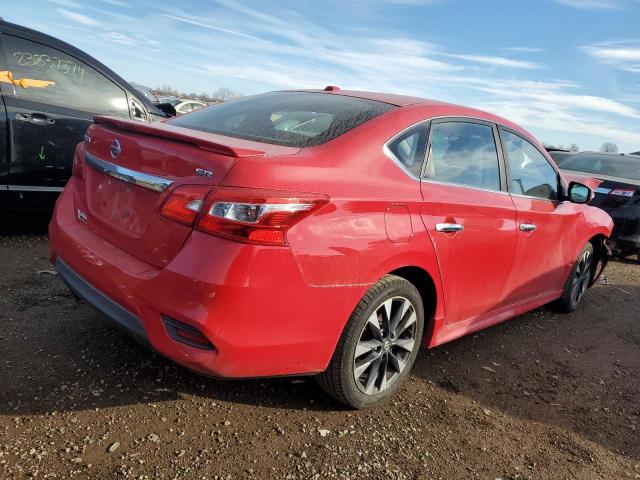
[387,124,427,178]
[1,35,129,117]
[425,122,501,191]
[502,130,558,200]
[168,92,395,147]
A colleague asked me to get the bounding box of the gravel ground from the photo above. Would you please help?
[1,216,639,479]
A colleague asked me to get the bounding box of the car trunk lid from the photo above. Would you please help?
[77,116,299,268]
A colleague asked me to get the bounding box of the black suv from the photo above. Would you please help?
[0,20,169,209]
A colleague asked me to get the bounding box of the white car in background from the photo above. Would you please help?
[161,98,207,115]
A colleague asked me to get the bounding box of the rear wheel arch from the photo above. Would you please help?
[587,233,609,283]
[387,266,437,343]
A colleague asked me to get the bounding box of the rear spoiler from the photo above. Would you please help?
[93,116,266,158]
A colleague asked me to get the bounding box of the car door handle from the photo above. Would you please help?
[519,223,537,232]
[435,223,464,233]
[16,113,55,125]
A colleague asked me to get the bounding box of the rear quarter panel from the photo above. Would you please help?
[219,106,447,321]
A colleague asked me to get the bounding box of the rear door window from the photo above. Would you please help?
[386,124,427,178]
[425,121,501,191]
[501,130,559,200]
[2,35,129,117]
[169,91,395,147]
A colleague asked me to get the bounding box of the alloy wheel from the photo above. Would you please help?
[571,250,592,305]
[353,296,417,395]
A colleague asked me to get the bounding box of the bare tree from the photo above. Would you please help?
[154,85,243,103]
[600,142,619,153]
[569,143,580,152]
[211,87,243,102]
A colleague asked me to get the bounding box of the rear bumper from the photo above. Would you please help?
[49,181,365,378]
[55,258,150,348]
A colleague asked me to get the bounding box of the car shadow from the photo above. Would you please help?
[0,210,52,235]
[1,259,638,461]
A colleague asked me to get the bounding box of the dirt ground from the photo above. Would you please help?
[1,214,639,479]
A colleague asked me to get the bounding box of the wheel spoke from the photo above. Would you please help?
[388,351,407,373]
[571,281,580,303]
[364,356,383,394]
[388,298,408,335]
[380,299,393,333]
[355,339,382,358]
[366,312,383,341]
[395,311,416,338]
[354,351,379,378]
[378,355,389,392]
[393,338,415,352]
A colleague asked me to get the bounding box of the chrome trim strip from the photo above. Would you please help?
[382,143,421,181]
[7,185,64,192]
[382,119,431,181]
[421,178,510,195]
[85,152,173,193]
[509,192,559,203]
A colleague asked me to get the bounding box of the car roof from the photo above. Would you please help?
[295,88,443,107]
[293,88,531,138]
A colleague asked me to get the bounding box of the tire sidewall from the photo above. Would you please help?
[340,278,425,408]
[563,242,595,311]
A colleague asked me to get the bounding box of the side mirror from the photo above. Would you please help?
[568,181,591,204]
[155,102,177,117]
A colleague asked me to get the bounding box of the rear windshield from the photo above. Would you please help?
[547,151,575,164]
[560,152,640,181]
[168,91,395,148]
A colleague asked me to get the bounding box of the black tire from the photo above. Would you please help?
[556,242,595,313]
[316,275,424,409]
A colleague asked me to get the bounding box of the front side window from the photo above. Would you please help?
[425,122,501,191]
[387,124,427,177]
[169,91,395,148]
[2,35,129,117]
[502,130,558,200]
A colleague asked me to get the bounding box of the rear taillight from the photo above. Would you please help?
[160,185,212,226]
[196,186,328,246]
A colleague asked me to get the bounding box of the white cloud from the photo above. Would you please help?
[158,13,263,41]
[476,100,640,147]
[99,0,130,7]
[505,47,545,53]
[555,0,621,9]
[385,0,444,4]
[582,40,640,73]
[50,0,83,8]
[56,9,100,26]
[445,54,542,69]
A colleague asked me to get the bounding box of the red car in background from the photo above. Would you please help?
[49,88,612,408]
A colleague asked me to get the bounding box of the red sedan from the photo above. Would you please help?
[49,87,613,408]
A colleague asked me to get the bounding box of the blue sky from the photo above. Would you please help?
[4,0,640,151]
